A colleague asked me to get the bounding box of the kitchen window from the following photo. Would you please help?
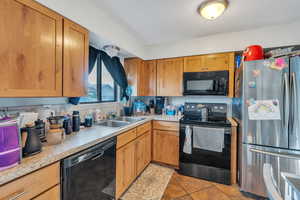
[80,58,117,103]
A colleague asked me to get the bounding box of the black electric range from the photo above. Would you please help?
[178,103,232,185]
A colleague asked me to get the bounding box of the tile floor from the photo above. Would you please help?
[162,172,257,200]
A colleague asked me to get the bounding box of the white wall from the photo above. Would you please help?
[36,0,146,58]
[34,1,300,60]
[143,21,300,60]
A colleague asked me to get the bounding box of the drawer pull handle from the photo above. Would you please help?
[9,191,27,200]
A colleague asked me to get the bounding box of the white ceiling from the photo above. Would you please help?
[96,0,300,45]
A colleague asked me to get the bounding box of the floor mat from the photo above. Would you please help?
[121,163,174,200]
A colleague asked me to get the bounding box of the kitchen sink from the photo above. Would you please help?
[113,116,146,123]
[96,120,130,128]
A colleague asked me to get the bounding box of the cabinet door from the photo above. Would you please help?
[202,53,230,70]
[116,140,136,199]
[0,0,63,97]
[135,131,152,176]
[124,58,142,96]
[140,60,157,96]
[153,130,179,167]
[144,131,152,166]
[184,55,204,72]
[136,134,146,176]
[63,19,89,97]
[33,185,60,200]
[157,58,183,96]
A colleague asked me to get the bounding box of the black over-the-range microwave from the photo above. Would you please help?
[183,70,229,96]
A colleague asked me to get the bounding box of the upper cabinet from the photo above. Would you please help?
[157,58,183,96]
[124,58,157,96]
[124,58,142,96]
[63,19,89,97]
[140,60,157,96]
[0,0,89,97]
[0,0,63,97]
[184,52,234,72]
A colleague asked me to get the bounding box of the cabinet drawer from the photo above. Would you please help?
[0,162,60,200]
[137,122,151,137]
[153,121,179,131]
[33,185,60,200]
[117,129,137,149]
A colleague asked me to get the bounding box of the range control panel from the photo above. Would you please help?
[184,103,227,115]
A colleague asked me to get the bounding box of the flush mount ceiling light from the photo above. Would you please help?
[198,0,228,20]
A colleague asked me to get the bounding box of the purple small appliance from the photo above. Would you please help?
[0,118,21,171]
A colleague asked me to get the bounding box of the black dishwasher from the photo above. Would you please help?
[61,137,116,200]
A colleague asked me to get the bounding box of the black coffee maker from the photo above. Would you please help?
[21,125,42,157]
[155,97,165,114]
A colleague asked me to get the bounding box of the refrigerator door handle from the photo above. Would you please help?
[250,148,300,160]
[291,72,297,133]
[283,73,290,129]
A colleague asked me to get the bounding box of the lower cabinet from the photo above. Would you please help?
[152,121,179,167]
[116,140,136,199]
[0,162,60,200]
[116,123,152,199]
[153,130,179,167]
[136,131,151,175]
[33,185,60,200]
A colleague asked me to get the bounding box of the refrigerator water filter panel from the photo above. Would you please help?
[248,100,281,120]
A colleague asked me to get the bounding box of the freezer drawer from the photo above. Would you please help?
[240,144,300,197]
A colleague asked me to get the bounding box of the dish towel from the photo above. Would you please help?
[183,125,192,154]
[193,126,225,152]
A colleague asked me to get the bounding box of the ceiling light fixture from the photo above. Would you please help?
[198,0,228,20]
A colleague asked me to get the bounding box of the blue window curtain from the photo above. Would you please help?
[99,50,129,100]
[68,46,128,105]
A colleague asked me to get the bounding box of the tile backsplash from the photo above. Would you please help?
[0,98,121,121]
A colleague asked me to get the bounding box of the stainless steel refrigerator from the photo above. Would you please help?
[238,56,300,197]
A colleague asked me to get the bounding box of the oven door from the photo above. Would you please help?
[178,123,231,184]
[183,71,229,95]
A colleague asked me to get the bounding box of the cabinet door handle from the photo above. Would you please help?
[8,191,27,200]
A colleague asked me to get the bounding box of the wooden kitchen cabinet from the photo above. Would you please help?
[0,0,63,97]
[116,122,152,199]
[33,185,60,200]
[184,52,234,72]
[140,60,157,96]
[152,121,179,167]
[124,58,157,96]
[157,58,183,96]
[116,140,136,199]
[0,162,60,200]
[124,58,141,96]
[136,131,151,175]
[153,130,179,167]
[63,18,89,97]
